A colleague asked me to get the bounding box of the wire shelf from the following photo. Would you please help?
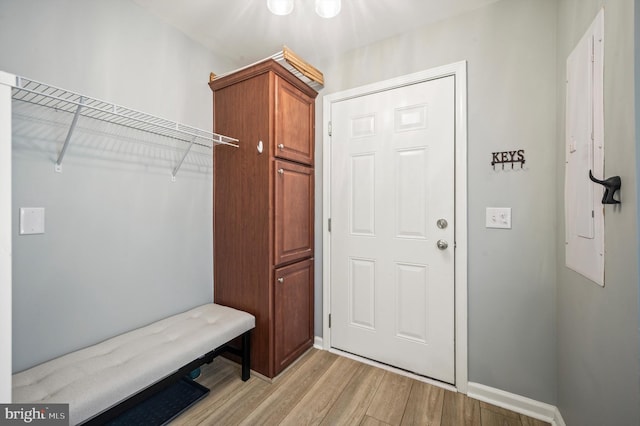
[12,76,238,148]
[11,75,238,179]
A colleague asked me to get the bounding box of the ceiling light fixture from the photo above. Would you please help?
[267,0,342,18]
[315,0,341,18]
[267,0,294,16]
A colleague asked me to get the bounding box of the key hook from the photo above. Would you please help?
[589,170,621,204]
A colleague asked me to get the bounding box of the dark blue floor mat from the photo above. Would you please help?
[106,378,209,426]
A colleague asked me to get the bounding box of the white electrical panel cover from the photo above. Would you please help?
[565,9,604,286]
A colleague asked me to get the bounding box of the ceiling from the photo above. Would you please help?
[132,0,499,67]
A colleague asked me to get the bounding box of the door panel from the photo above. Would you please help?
[275,76,314,165]
[274,258,314,374]
[395,148,429,239]
[350,154,376,236]
[274,160,314,266]
[395,263,429,343]
[331,76,455,383]
[349,257,376,329]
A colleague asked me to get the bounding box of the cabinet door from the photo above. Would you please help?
[274,76,314,165]
[274,160,314,266]
[274,258,314,374]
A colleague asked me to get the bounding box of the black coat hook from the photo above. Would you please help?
[589,170,621,204]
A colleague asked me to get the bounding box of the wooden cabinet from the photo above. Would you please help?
[274,160,314,265]
[275,77,315,165]
[209,60,317,378]
[274,258,314,373]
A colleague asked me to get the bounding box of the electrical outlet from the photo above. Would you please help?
[486,207,511,229]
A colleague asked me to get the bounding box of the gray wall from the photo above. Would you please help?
[556,0,640,424]
[637,0,640,393]
[0,0,238,372]
[316,0,558,404]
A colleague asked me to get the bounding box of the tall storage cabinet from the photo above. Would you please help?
[209,60,317,378]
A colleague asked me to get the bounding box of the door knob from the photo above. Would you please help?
[436,239,448,250]
[277,168,284,175]
[278,144,284,150]
[277,277,284,283]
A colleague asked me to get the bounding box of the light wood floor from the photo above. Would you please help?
[172,349,550,426]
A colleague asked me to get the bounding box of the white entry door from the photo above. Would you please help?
[330,75,455,383]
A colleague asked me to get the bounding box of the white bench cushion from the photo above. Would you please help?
[12,303,255,425]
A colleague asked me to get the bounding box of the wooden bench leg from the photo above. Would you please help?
[241,330,251,381]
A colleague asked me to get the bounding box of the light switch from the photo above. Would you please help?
[486,207,511,229]
[20,207,45,235]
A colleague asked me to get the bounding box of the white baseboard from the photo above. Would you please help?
[467,382,565,426]
[553,408,566,426]
[314,336,323,350]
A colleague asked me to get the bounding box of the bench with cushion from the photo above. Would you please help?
[12,303,255,425]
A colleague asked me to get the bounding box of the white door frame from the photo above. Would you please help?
[322,61,468,393]
[0,70,14,402]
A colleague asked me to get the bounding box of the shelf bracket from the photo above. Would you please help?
[55,96,84,173]
[171,135,197,181]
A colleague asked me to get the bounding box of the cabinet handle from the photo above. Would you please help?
[277,277,284,283]
[277,168,284,175]
[278,143,284,150]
